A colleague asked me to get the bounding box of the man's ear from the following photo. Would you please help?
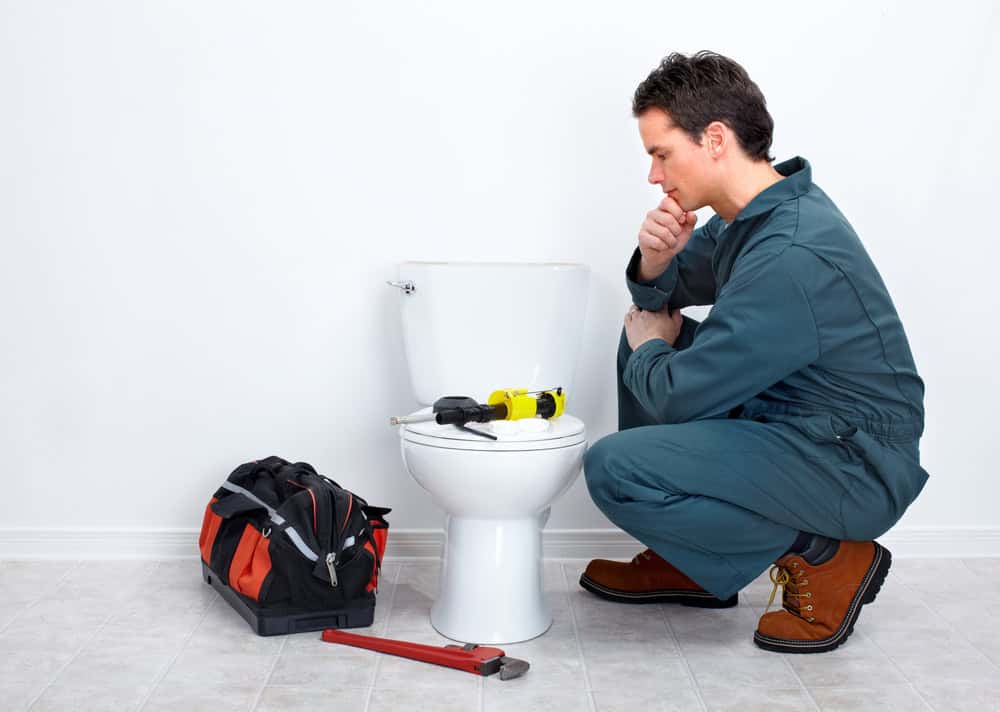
[703,121,728,157]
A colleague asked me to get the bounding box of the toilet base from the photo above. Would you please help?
[430,513,551,645]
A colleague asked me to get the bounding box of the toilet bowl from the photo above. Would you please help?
[400,409,586,643]
[390,261,590,644]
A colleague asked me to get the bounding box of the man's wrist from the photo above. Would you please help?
[637,256,671,283]
[630,335,672,352]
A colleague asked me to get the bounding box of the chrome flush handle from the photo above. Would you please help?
[386,280,416,295]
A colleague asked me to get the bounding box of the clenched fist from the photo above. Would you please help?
[637,194,698,281]
[625,303,683,350]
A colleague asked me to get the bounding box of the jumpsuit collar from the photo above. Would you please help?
[729,156,812,224]
[710,156,812,292]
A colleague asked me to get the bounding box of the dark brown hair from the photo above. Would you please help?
[633,51,775,162]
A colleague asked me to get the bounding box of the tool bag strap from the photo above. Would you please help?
[217,480,320,562]
[210,492,267,520]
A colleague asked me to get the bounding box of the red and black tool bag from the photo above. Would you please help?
[199,456,390,634]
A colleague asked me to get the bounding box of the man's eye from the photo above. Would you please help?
[657,154,667,160]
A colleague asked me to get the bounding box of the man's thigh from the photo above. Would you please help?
[585,417,870,540]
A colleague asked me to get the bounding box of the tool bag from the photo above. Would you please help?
[198,456,390,635]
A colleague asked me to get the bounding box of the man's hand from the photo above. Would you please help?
[637,195,698,281]
[625,304,683,350]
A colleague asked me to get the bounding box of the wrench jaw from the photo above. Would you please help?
[498,656,530,680]
[476,654,530,680]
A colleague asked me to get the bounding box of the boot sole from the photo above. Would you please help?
[579,573,738,608]
[753,542,892,654]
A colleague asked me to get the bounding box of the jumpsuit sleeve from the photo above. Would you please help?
[625,214,723,311]
[622,247,821,424]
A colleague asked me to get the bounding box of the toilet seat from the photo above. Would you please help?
[402,409,586,452]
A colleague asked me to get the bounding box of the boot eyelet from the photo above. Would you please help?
[805,592,812,598]
[808,616,815,622]
[806,605,813,611]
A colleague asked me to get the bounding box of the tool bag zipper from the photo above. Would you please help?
[304,471,358,590]
[325,552,338,588]
[284,468,380,594]
[314,472,376,592]
[300,471,341,589]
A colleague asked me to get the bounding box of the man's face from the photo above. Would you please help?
[638,107,712,211]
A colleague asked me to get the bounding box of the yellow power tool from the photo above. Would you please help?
[389,388,566,428]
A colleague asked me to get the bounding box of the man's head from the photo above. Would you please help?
[633,51,776,211]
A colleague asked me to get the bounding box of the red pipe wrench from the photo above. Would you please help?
[321,628,530,680]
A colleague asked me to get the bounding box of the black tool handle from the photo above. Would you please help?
[435,403,506,425]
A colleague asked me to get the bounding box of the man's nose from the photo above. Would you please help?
[648,159,663,185]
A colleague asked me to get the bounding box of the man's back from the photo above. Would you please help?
[719,164,925,435]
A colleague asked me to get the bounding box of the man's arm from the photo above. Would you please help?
[626,214,724,312]
[622,246,820,423]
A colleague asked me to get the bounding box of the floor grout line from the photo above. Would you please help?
[860,630,936,710]
[135,588,221,712]
[776,651,823,711]
[856,578,941,712]
[26,562,146,711]
[899,577,1000,669]
[477,649,485,712]
[248,635,288,712]
[363,562,402,712]
[0,560,82,638]
[559,562,597,712]
[659,607,709,712]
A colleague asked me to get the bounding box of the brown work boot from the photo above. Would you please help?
[754,540,891,653]
[579,548,738,608]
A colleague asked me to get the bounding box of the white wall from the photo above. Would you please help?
[2,1,998,544]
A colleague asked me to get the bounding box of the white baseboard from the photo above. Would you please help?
[0,527,998,560]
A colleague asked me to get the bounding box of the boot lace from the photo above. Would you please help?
[765,561,815,623]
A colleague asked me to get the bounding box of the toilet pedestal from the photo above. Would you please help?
[430,513,552,644]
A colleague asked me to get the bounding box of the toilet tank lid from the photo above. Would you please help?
[403,409,585,443]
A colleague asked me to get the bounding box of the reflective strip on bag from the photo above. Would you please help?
[219,481,319,562]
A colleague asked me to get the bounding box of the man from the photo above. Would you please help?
[580,51,929,654]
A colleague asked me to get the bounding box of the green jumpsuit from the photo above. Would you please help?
[583,156,929,600]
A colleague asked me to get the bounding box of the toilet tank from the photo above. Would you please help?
[392,262,590,407]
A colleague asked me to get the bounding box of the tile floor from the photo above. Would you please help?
[1,557,999,711]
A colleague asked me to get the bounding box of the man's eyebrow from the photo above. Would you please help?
[646,145,665,156]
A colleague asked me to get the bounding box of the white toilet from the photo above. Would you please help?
[390,261,589,644]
